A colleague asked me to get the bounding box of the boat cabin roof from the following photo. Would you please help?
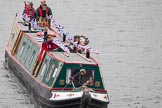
[17,22,98,65]
[50,52,97,65]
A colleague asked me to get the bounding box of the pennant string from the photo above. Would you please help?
[17,12,99,54]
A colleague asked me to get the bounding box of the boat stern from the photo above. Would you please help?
[47,88,109,108]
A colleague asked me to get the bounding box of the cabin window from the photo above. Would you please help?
[11,33,15,41]
[37,54,52,81]
[24,45,31,62]
[9,26,20,49]
[19,47,24,56]
[28,50,36,65]
[52,68,58,78]
[45,63,55,82]
[19,41,26,56]
[16,36,33,64]
[10,33,16,49]
[66,68,94,86]
[41,64,47,76]
[23,42,39,71]
[66,69,72,83]
[40,59,48,80]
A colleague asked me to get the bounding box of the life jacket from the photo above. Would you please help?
[48,40,57,50]
[25,7,34,18]
[37,40,57,62]
[38,6,49,17]
[41,40,57,52]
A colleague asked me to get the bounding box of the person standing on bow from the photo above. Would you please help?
[23,1,37,21]
[36,0,53,25]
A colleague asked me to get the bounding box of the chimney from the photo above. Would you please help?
[28,22,31,31]
[44,28,48,37]
[63,33,66,42]
[86,49,90,58]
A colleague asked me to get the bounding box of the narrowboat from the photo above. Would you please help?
[4,13,109,108]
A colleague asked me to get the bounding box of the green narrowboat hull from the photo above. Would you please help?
[5,14,109,108]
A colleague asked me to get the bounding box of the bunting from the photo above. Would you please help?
[47,16,99,54]
[17,12,99,54]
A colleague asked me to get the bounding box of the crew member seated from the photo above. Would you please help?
[79,35,89,46]
[23,1,37,22]
[79,69,88,84]
[85,76,94,86]
[36,0,53,26]
[79,69,94,86]
[73,35,89,53]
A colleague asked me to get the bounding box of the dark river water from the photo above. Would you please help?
[0,0,162,108]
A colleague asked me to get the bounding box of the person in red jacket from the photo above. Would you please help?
[23,1,37,21]
[42,35,57,51]
[36,0,53,26]
[37,35,57,62]
[37,0,53,18]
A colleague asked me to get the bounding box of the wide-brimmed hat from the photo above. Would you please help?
[46,35,52,39]
[80,69,86,72]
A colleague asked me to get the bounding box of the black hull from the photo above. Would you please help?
[5,48,108,108]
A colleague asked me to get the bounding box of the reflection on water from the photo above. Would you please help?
[0,0,162,108]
